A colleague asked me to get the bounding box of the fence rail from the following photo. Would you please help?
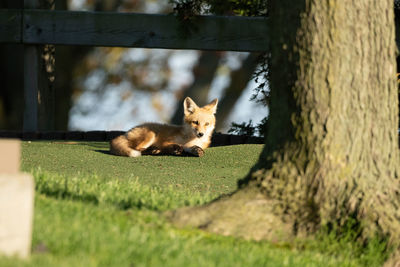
[1,9,269,52]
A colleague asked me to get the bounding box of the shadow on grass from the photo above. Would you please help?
[78,142,109,149]
[41,188,100,206]
[37,185,161,211]
[95,150,111,155]
[94,149,199,158]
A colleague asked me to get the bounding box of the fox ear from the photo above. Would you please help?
[204,98,218,114]
[184,97,199,115]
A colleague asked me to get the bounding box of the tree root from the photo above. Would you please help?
[166,186,294,242]
[383,250,400,267]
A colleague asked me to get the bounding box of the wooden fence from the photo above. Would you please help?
[0,6,269,131]
[4,6,399,132]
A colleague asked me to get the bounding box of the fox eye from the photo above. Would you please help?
[192,121,199,125]
[205,122,210,126]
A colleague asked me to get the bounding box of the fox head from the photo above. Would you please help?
[183,97,218,138]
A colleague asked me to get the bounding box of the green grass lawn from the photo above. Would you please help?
[21,142,259,196]
[0,141,387,266]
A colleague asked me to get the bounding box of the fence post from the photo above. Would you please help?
[23,0,38,131]
[23,0,55,132]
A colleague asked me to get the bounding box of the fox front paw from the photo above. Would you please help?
[189,146,204,157]
[168,144,184,156]
[142,145,161,155]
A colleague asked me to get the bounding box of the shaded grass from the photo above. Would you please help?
[0,141,388,266]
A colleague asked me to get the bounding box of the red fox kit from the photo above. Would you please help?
[110,97,218,157]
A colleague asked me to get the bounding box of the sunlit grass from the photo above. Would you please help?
[0,142,387,266]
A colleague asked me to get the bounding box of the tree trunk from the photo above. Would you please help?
[169,0,400,262]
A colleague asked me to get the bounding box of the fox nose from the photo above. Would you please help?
[197,132,204,137]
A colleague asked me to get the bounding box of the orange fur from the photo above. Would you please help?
[110,97,218,157]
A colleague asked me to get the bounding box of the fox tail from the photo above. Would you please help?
[110,135,141,157]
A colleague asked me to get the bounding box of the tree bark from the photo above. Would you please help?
[169,0,400,262]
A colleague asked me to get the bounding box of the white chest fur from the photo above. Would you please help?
[183,135,210,149]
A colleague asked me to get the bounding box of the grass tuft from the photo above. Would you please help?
[34,170,214,211]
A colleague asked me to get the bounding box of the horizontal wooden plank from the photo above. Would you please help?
[4,9,400,52]
[22,10,268,52]
[0,9,21,43]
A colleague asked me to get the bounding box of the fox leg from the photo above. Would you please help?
[142,144,183,156]
[141,145,161,155]
[162,144,184,155]
[184,146,205,157]
[131,131,156,156]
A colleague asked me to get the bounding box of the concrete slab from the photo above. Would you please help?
[0,139,20,174]
[0,174,34,258]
